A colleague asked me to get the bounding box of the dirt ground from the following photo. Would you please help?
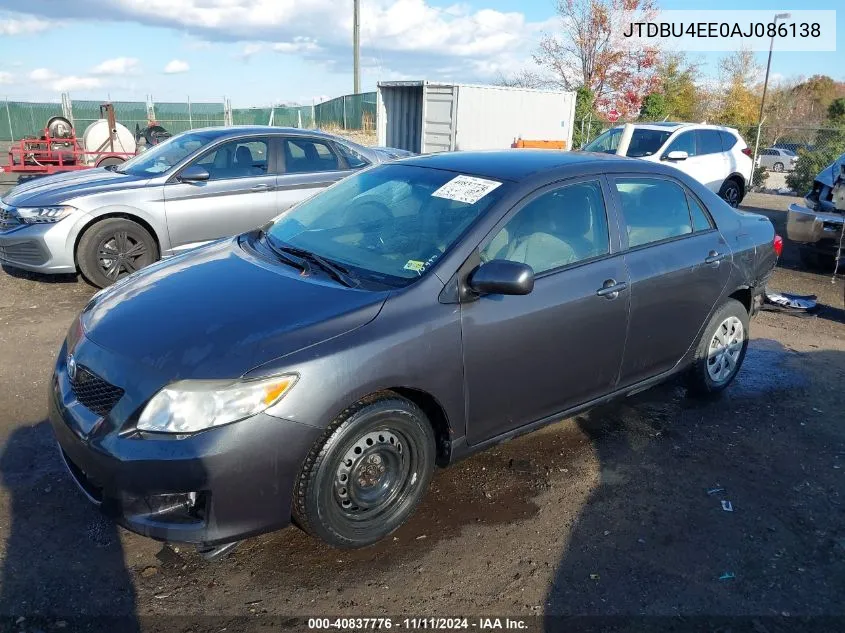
[0,190,843,632]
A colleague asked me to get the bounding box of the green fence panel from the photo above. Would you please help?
[2,101,65,141]
[314,92,376,130]
[153,102,225,135]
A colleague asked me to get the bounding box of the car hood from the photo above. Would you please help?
[79,237,389,380]
[813,153,845,188]
[2,168,148,207]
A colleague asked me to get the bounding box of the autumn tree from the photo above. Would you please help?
[715,48,761,126]
[656,53,700,121]
[534,0,661,119]
[493,69,550,89]
[639,93,667,121]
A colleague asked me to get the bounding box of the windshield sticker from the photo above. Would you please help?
[431,175,502,205]
[404,260,425,273]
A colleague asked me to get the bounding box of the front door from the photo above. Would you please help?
[164,135,278,252]
[662,130,726,193]
[461,178,630,445]
[611,175,731,387]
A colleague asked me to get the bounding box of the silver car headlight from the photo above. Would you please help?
[15,205,76,224]
[137,374,298,434]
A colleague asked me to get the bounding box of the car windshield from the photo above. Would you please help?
[583,128,672,157]
[265,163,510,285]
[117,131,217,177]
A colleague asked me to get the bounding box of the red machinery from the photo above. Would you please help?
[1,104,136,176]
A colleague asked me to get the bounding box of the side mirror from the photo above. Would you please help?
[178,165,210,182]
[663,150,688,161]
[468,260,535,296]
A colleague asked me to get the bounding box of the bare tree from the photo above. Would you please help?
[494,69,552,89]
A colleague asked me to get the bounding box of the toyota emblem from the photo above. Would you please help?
[67,354,77,382]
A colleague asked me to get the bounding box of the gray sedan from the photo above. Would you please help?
[757,147,798,172]
[0,127,409,287]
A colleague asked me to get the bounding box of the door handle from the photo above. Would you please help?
[704,250,725,265]
[596,279,628,299]
[251,184,271,192]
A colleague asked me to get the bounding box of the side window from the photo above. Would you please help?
[665,131,697,157]
[687,194,714,231]
[335,143,370,169]
[719,131,738,150]
[194,138,269,180]
[697,130,723,155]
[284,138,340,174]
[615,177,693,248]
[480,180,609,275]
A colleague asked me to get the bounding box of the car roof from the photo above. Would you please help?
[182,125,347,141]
[400,150,662,182]
[607,122,739,133]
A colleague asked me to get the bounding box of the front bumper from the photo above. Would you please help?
[49,339,321,546]
[786,203,844,252]
[0,220,77,273]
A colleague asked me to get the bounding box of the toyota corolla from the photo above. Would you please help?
[50,150,779,557]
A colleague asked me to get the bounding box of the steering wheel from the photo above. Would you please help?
[343,200,398,251]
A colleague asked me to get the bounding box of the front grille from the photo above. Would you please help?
[0,206,21,232]
[0,241,48,265]
[71,366,124,417]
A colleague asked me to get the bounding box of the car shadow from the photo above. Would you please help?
[1,265,81,285]
[0,420,140,632]
[544,341,845,623]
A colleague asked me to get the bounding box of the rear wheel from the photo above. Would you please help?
[773,162,784,173]
[77,217,158,288]
[292,393,436,549]
[718,179,742,208]
[687,299,749,396]
[96,156,125,168]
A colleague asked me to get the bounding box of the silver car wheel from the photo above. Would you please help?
[707,316,744,383]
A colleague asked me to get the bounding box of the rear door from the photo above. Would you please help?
[460,177,630,444]
[163,135,278,250]
[611,175,731,387]
[276,137,355,213]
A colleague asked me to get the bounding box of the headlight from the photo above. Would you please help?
[137,374,298,434]
[15,205,76,224]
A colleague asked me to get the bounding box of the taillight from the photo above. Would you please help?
[773,234,783,257]
[741,147,752,157]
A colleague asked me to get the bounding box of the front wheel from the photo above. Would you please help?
[292,393,436,549]
[718,179,742,208]
[773,162,784,173]
[77,217,158,288]
[687,299,749,396]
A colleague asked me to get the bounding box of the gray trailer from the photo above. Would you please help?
[376,80,576,154]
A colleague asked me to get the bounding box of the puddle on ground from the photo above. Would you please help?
[730,338,808,397]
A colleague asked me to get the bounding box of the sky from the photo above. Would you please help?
[0,0,841,107]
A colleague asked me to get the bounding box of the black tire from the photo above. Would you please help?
[76,217,158,288]
[687,298,750,396]
[96,156,125,168]
[292,392,436,549]
[718,179,742,208]
[773,162,784,173]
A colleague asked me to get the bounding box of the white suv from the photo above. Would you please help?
[583,123,754,207]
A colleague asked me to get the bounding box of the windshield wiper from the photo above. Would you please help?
[262,233,309,273]
[263,235,359,288]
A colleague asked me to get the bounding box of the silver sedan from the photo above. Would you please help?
[0,127,410,287]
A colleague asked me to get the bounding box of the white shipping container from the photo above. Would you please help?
[376,81,576,154]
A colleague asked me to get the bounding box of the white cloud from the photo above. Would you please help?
[29,68,58,82]
[1,1,548,81]
[0,14,52,35]
[51,75,102,92]
[0,71,14,84]
[163,59,190,74]
[91,57,139,75]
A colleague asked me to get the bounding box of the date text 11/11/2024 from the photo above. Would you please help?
[308,617,529,630]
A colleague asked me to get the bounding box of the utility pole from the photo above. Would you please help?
[353,0,361,94]
[751,12,790,187]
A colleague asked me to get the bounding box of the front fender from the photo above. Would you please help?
[63,204,171,256]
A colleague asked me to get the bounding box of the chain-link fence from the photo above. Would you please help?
[1,92,378,142]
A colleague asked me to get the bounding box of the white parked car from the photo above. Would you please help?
[583,123,754,207]
[757,147,798,172]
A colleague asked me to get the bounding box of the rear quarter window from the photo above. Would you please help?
[719,131,738,151]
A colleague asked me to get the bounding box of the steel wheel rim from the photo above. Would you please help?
[97,231,147,280]
[707,316,744,383]
[723,185,739,207]
[334,429,413,521]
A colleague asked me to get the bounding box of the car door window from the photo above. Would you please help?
[687,194,714,231]
[284,138,340,173]
[665,131,697,157]
[480,180,610,275]
[194,138,269,180]
[615,177,693,248]
[719,131,738,150]
[335,143,370,169]
[697,130,723,155]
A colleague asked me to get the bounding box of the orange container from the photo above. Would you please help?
[511,139,567,150]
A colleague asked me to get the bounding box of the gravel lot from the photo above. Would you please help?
[0,189,843,632]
